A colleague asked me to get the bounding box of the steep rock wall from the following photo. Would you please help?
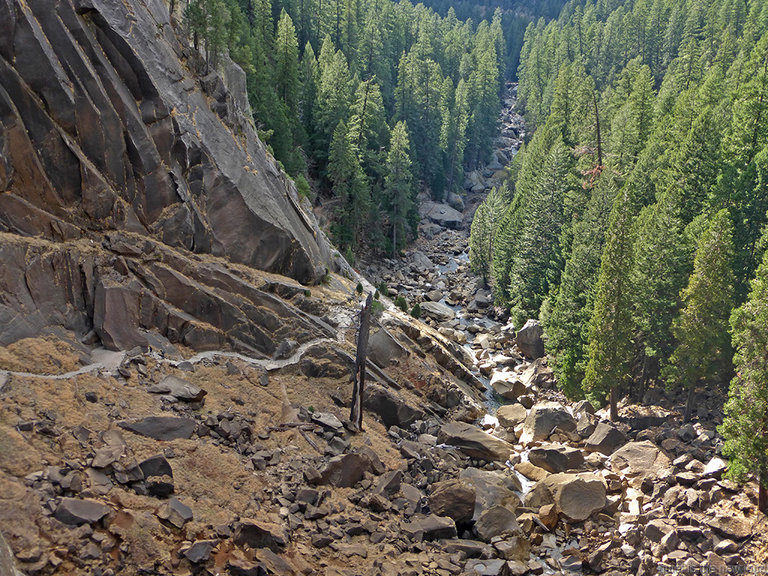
[0,0,340,349]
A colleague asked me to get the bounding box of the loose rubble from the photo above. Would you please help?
[1,83,765,576]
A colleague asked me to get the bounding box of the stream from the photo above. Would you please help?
[362,82,581,573]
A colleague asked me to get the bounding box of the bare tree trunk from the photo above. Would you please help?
[684,384,695,422]
[609,386,618,422]
[349,293,373,431]
[593,92,603,167]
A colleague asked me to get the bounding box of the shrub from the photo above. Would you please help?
[410,303,421,319]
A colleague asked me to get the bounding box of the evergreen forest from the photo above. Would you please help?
[182,0,768,513]
[183,0,529,256]
[468,0,768,498]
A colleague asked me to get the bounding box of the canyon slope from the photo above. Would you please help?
[0,0,341,352]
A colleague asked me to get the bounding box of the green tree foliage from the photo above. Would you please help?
[383,121,416,256]
[506,137,574,326]
[490,0,768,411]
[720,243,768,512]
[544,173,616,399]
[275,10,300,112]
[348,79,390,183]
[328,120,370,248]
[315,42,354,171]
[185,0,232,67]
[629,192,692,388]
[583,187,635,420]
[666,209,736,421]
[469,185,508,285]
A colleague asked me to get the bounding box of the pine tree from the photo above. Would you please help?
[314,44,353,173]
[583,187,635,421]
[300,42,319,147]
[666,209,735,422]
[545,172,617,399]
[474,183,509,277]
[720,243,768,513]
[383,121,415,257]
[466,43,501,166]
[328,120,370,248]
[630,192,693,389]
[275,9,300,113]
[347,78,389,183]
[507,138,574,327]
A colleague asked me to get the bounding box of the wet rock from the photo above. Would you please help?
[119,417,196,441]
[525,473,606,522]
[437,422,513,461]
[521,403,576,442]
[54,498,110,526]
[585,422,627,456]
[611,441,671,478]
[428,480,476,525]
[474,506,522,542]
[496,404,527,429]
[515,320,544,359]
[147,376,206,402]
[234,519,288,551]
[528,444,585,473]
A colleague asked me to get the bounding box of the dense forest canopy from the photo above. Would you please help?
[414,0,568,78]
[468,0,768,495]
[182,0,525,256]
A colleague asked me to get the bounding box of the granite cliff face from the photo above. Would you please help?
[0,0,338,350]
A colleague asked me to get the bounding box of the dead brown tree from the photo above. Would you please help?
[349,293,372,431]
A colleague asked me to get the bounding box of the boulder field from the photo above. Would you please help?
[0,2,766,575]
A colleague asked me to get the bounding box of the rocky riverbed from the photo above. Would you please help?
[357,84,768,573]
[1,79,765,576]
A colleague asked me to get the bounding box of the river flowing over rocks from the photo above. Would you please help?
[356,84,767,574]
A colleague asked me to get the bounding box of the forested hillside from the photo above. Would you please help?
[471,0,768,495]
[412,0,568,79]
[183,0,510,255]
